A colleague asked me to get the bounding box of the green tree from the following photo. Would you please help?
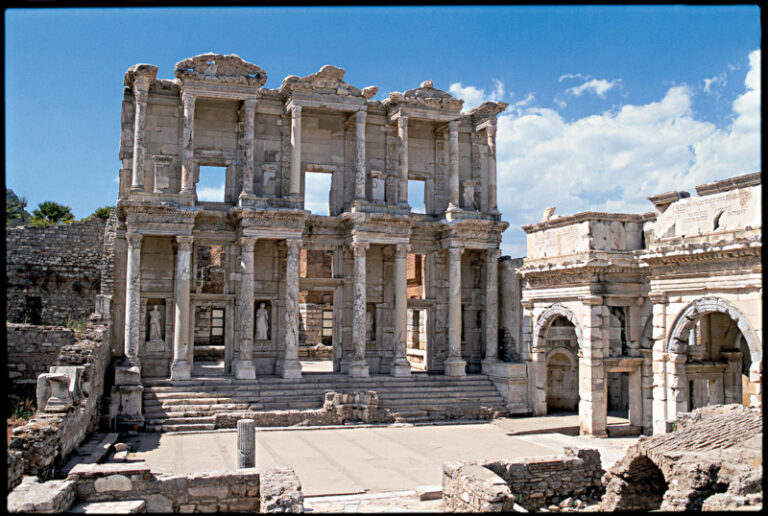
[31,201,75,226]
[91,206,115,221]
[6,190,29,225]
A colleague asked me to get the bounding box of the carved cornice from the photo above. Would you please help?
[119,201,198,219]
[279,64,365,98]
[694,171,761,197]
[382,80,463,112]
[466,101,508,125]
[522,211,649,234]
[639,239,761,265]
[174,53,267,87]
[231,207,308,228]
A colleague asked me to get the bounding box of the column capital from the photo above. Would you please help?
[397,114,408,127]
[176,235,194,250]
[447,246,464,260]
[291,104,302,117]
[244,98,258,110]
[350,241,370,257]
[240,237,257,251]
[285,238,303,254]
[356,108,367,122]
[126,232,143,248]
[487,248,502,262]
[521,299,535,311]
[448,119,460,132]
[394,243,410,258]
[649,291,668,304]
[181,90,196,106]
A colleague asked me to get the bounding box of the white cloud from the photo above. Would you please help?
[567,78,621,97]
[703,72,727,93]
[197,184,224,202]
[449,79,507,111]
[484,49,761,258]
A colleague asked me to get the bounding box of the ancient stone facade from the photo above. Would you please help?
[110,53,508,424]
[7,324,77,399]
[510,172,762,436]
[6,217,107,325]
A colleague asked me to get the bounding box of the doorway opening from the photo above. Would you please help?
[192,305,226,377]
[298,288,334,373]
[545,316,579,413]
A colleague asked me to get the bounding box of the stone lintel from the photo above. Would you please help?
[694,171,761,197]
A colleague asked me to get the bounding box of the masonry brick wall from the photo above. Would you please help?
[7,324,76,400]
[6,218,106,325]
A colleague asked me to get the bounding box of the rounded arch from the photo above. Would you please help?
[546,346,577,369]
[667,297,761,363]
[533,304,583,351]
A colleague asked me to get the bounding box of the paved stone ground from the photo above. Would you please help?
[128,422,638,498]
[304,490,443,513]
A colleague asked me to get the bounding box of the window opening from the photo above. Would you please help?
[408,179,426,214]
[406,253,425,299]
[197,166,226,202]
[305,172,332,216]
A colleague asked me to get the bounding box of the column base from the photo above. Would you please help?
[115,384,144,422]
[444,357,466,377]
[170,360,191,381]
[348,360,370,378]
[115,362,142,385]
[282,359,302,379]
[390,359,412,377]
[234,360,256,380]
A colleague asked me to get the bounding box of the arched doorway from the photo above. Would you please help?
[667,297,761,411]
[544,316,579,413]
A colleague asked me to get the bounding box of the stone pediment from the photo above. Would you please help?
[466,101,509,122]
[280,65,376,98]
[384,80,463,111]
[174,53,267,86]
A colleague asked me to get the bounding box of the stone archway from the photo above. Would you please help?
[666,297,762,410]
[545,347,578,412]
[533,304,583,350]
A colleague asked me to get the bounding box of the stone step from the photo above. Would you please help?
[161,423,216,432]
[146,416,216,426]
[70,500,147,513]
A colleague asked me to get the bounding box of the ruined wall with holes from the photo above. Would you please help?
[601,404,762,511]
[7,324,77,401]
[6,217,110,326]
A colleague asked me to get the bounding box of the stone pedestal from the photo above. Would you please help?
[348,360,370,378]
[40,373,73,412]
[444,356,467,377]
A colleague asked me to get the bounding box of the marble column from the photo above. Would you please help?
[123,233,143,364]
[180,91,196,195]
[170,236,193,380]
[448,120,460,210]
[354,109,367,201]
[391,243,411,377]
[235,237,257,379]
[130,72,154,192]
[349,241,370,377]
[486,123,498,212]
[237,419,256,469]
[241,99,257,197]
[397,115,409,206]
[445,246,466,376]
[283,239,302,379]
[289,105,302,197]
[483,248,501,365]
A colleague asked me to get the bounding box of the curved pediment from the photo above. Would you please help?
[174,53,267,86]
[280,64,375,98]
[385,80,463,111]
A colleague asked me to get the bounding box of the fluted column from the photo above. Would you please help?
[445,246,466,376]
[447,120,460,210]
[235,237,257,379]
[123,233,143,364]
[180,91,196,194]
[397,115,409,206]
[289,105,302,197]
[349,241,370,377]
[354,109,367,201]
[130,67,157,191]
[283,239,302,379]
[170,236,193,380]
[391,243,411,376]
[486,123,498,212]
[483,248,501,363]
[241,99,257,196]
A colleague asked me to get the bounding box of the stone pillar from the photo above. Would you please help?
[283,239,302,379]
[531,348,548,415]
[354,109,367,201]
[170,236,193,380]
[579,296,607,437]
[123,233,143,364]
[482,248,501,365]
[667,353,688,419]
[445,246,466,376]
[447,120,460,210]
[628,368,643,428]
[180,91,196,195]
[235,237,257,379]
[748,360,761,409]
[486,123,498,212]
[241,99,257,197]
[237,419,256,469]
[649,292,668,434]
[289,105,302,197]
[130,66,157,192]
[397,115,409,206]
[391,243,411,377]
[722,351,742,405]
[349,241,370,377]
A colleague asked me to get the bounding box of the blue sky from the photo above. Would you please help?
[5,6,761,256]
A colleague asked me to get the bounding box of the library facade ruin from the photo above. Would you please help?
[11,53,760,440]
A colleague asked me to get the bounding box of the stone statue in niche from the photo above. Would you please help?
[255,302,269,340]
[462,181,476,210]
[149,305,163,342]
[263,167,276,197]
[366,310,375,342]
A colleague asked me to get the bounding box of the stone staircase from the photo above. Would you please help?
[142,374,508,432]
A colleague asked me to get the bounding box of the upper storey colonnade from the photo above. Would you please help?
[119,53,507,218]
